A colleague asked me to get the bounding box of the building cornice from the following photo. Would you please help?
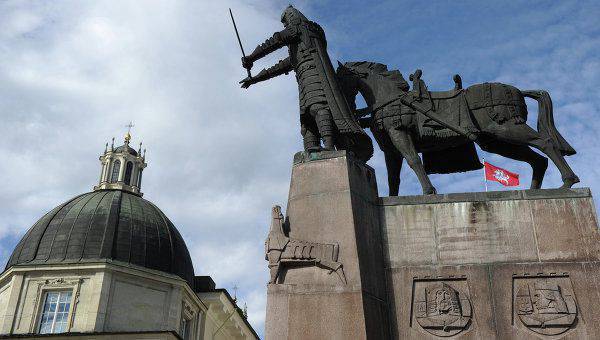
[0,260,208,312]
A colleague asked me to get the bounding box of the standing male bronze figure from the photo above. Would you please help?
[238,5,372,162]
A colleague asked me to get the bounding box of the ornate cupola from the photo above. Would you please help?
[94,129,147,196]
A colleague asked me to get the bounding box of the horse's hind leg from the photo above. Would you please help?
[478,141,548,189]
[374,129,403,196]
[384,150,403,196]
[484,122,579,188]
[387,128,436,194]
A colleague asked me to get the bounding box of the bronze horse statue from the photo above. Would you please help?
[336,61,578,195]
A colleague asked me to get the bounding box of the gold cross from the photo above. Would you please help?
[124,121,134,143]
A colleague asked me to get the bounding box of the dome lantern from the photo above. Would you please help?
[94,124,147,196]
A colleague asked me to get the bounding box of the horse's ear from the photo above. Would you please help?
[337,60,344,68]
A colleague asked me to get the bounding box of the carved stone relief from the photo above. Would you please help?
[44,278,83,286]
[411,277,472,337]
[513,273,578,336]
[265,205,346,284]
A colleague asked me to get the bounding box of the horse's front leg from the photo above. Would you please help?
[387,128,436,195]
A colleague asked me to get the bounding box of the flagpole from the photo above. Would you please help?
[483,158,488,192]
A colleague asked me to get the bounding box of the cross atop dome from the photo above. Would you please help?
[124,121,134,145]
[94,127,147,196]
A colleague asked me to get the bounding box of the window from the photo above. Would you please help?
[99,163,106,182]
[110,160,121,183]
[137,169,143,187]
[38,291,72,334]
[124,162,133,185]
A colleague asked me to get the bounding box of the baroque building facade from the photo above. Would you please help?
[0,134,258,340]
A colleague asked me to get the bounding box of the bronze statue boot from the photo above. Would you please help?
[303,135,322,153]
[322,136,335,151]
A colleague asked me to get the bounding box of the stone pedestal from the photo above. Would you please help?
[265,150,600,339]
[382,188,600,339]
[265,151,390,340]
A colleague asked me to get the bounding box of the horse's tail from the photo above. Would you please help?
[522,90,576,156]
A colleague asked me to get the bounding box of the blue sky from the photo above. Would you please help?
[301,0,600,197]
[0,0,599,336]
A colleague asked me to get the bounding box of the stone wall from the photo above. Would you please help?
[104,271,181,332]
[0,331,180,339]
[381,188,600,339]
[0,263,257,340]
[0,281,11,331]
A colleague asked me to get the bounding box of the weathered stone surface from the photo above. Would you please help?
[381,188,600,267]
[265,151,388,340]
[267,150,600,339]
[388,262,600,339]
[383,187,600,339]
[267,285,367,340]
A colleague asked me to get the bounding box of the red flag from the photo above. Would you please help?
[484,161,519,187]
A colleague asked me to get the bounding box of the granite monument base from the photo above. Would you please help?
[383,188,600,339]
[265,151,389,340]
[265,151,600,339]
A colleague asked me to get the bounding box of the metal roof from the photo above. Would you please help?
[5,189,194,286]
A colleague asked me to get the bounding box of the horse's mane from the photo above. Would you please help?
[344,61,388,73]
[344,61,409,92]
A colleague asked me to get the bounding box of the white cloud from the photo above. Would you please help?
[0,9,43,39]
[0,0,295,335]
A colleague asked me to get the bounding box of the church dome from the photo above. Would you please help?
[5,189,194,286]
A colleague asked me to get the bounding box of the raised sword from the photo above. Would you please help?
[229,8,252,78]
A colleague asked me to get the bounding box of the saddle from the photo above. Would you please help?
[406,70,474,136]
[409,69,463,104]
[407,70,482,175]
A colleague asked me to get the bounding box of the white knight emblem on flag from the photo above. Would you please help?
[493,169,510,185]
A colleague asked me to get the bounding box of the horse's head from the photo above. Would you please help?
[336,61,369,110]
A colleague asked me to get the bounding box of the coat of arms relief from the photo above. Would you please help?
[411,278,472,337]
[514,274,578,336]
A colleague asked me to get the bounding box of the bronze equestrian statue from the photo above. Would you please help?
[337,61,578,195]
[237,6,373,162]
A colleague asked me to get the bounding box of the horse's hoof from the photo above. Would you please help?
[424,187,437,195]
[561,176,580,188]
[530,180,542,190]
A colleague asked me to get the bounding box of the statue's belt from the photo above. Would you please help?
[371,94,429,113]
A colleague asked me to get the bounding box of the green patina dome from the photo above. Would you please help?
[5,189,194,286]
